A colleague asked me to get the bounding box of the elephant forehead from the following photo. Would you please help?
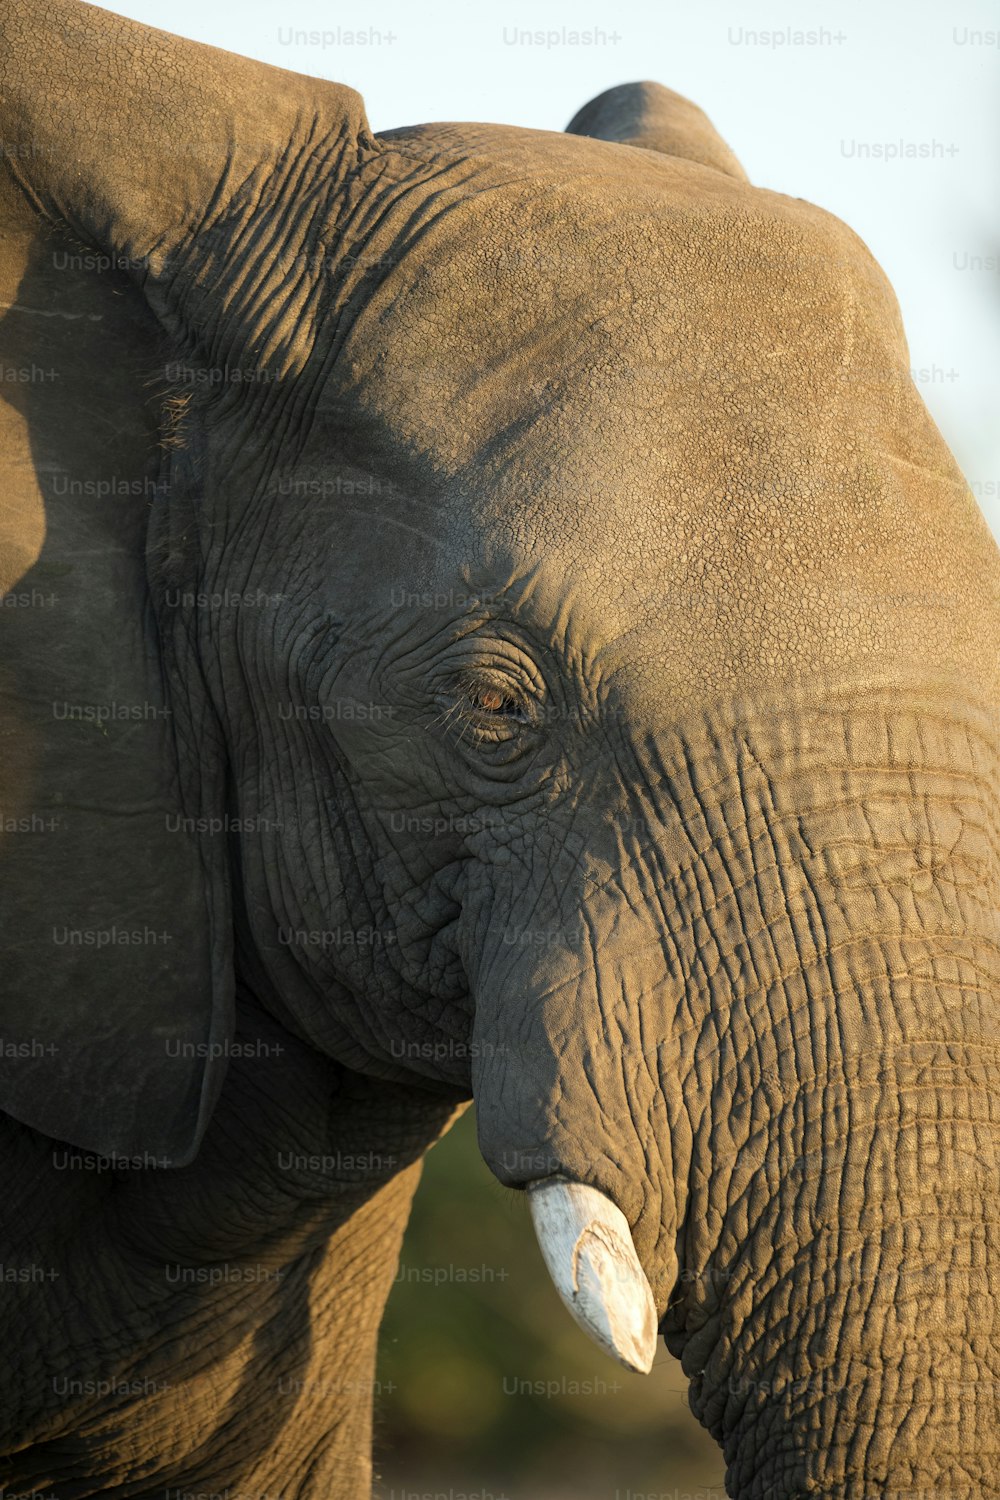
[319,142,995,709]
[330,138,906,488]
[411,316,984,714]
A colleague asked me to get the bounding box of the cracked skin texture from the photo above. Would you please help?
[0,3,999,1498]
[323,123,996,713]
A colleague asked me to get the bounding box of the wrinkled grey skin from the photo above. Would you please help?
[1,4,999,1498]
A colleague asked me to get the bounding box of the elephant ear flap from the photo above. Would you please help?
[566,81,748,182]
[0,0,373,1164]
[0,2,371,1165]
[0,219,233,1166]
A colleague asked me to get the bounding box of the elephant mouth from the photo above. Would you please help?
[527,1177,658,1374]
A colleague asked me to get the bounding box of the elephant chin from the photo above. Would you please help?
[527,1179,658,1374]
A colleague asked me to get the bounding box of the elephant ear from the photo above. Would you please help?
[566,81,748,182]
[0,196,223,1167]
[0,0,370,1164]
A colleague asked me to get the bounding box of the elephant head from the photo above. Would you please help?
[1,4,998,1496]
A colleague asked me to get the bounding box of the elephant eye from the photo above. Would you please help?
[446,670,535,743]
[466,684,524,718]
[430,662,540,757]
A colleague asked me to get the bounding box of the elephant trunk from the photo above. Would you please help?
[470,680,1000,1498]
[671,1040,1000,1498]
[490,1005,1000,1497]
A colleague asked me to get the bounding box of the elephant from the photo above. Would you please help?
[1,0,998,1496]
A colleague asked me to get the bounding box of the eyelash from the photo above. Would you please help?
[436,670,535,746]
[463,682,528,720]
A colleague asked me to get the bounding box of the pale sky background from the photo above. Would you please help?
[96,0,1000,539]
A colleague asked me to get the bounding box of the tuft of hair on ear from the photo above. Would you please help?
[141,350,213,598]
[159,387,194,451]
[140,341,198,453]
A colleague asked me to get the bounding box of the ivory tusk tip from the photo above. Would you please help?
[527,1177,658,1374]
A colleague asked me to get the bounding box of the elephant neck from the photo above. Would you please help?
[153,1173,420,1500]
[2,1136,420,1499]
[1,992,462,1499]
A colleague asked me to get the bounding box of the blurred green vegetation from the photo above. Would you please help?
[375,1107,725,1500]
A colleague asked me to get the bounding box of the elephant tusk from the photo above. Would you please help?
[527,1178,658,1375]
